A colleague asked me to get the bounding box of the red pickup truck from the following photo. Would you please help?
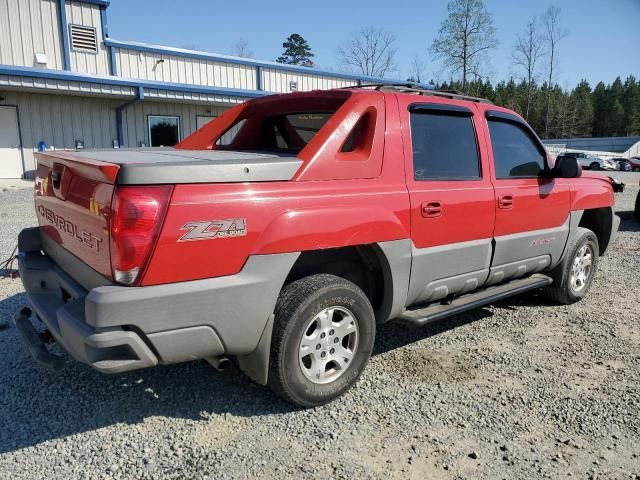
[14,85,619,406]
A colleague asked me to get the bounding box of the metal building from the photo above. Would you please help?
[0,0,400,178]
[543,136,640,159]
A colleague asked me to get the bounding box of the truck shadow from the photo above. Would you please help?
[373,308,493,357]
[0,289,536,454]
[616,210,639,232]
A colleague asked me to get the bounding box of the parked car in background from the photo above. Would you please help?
[598,157,619,171]
[556,152,616,171]
[611,158,632,171]
[629,157,640,172]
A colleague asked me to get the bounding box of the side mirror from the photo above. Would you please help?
[553,156,581,178]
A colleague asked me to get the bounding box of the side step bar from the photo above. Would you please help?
[400,274,552,326]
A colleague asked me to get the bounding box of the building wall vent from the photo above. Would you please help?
[69,25,98,53]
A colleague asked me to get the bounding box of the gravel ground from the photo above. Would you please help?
[0,174,638,480]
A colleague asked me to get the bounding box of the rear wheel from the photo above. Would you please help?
[634,191,640,223]
[590,162,600,170]
[268,274,375,407]
[543,227,599,304]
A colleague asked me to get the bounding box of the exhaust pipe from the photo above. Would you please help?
[206,356,231,371]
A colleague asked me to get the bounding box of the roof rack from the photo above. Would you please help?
[343,83,493,104]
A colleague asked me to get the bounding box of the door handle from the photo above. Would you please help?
[421,201,442,218]
[498,195,513,209]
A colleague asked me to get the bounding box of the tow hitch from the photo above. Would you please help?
[12,307,64,370]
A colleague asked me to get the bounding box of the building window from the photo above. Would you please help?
[148,115,180,147]
[69,25,98,53]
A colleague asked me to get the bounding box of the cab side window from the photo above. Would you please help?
[410,111,480,180]
[488,120,547,178]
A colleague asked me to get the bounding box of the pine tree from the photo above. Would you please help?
[621,76,640,136]
[435,70,636,139]
[276,34,315,67]
[569,80,593,137]
[608,77,625,136]
[591,82,607,137]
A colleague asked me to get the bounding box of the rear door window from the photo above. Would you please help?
[410,111,480,180]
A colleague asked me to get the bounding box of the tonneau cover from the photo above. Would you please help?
[59,148,302,185]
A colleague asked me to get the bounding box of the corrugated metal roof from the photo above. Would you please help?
[543,137,640,153]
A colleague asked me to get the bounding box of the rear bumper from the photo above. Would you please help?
[16,227,298,374]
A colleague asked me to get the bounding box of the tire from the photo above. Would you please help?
[635,191,640,223]
[590,162,600,170]
[268,274,375,407]
[543,227,599,305]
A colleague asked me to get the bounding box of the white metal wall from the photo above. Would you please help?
[0,0,370,95]
[0,90,119,174]
[115,48,361,93]
[0,0,64,69]
[65,0,110,75]
[625,141,640,158]
[262,68,358,92]
[120,100,230,148]
[116,48,257,90]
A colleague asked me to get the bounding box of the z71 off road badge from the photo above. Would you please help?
[178,218,247,242]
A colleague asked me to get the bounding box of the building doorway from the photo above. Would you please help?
[0,106,24,178]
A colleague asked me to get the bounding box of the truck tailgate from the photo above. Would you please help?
[34,151,119,280]
[33,148,302,282]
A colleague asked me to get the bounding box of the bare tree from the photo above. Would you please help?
[551,85,575,138]
[512,17,544,120]
[542,6,567,137]
[231,38,253,58]
[407,54,427,83]
[430,0,498,91]
[337,27,397,77]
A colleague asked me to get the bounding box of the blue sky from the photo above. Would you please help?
[107,0,640,88]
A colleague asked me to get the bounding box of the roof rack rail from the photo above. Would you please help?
[342,82,493,104]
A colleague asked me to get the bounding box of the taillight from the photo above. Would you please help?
[110,185,172,285]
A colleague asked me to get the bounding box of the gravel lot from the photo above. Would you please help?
[0,174,638,479]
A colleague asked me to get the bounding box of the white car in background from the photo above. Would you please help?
[556,152,618,171]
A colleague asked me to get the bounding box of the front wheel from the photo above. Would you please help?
[543,227,599,304]
[590,162,600,170]
[268,274,375,407]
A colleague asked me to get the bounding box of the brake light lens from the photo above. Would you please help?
[110,185,172,285]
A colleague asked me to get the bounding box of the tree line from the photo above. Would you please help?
[437,76,640,139]
[230,0,639,139]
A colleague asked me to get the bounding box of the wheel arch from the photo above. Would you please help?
[236,240,412,386]
[282,240,411,324]
[577,207,614,255]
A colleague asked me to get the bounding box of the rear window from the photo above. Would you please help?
[217,111,334,154]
